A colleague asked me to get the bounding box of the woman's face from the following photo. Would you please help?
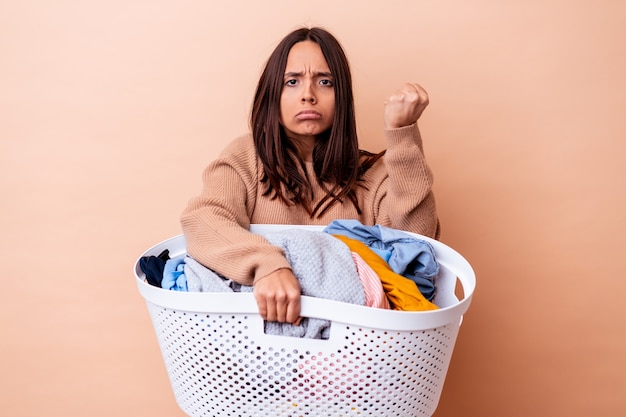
[280,41,335,142]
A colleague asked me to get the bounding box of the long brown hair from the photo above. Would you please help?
[251,27,383,217]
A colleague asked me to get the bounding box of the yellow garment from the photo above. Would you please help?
[333,235,438,311]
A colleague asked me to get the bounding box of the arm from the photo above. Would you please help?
[181,137,289,284]
[180,136,301,322]
[373,83,440,238]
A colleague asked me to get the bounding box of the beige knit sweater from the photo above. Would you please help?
[180,123,439,285]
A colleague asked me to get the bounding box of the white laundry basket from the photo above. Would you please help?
[134,225,476,417]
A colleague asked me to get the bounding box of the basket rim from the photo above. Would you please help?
[134,224,476,331]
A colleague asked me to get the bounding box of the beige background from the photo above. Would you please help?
[1,1,625,416]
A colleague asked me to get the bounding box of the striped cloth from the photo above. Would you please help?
[351,252,390,309]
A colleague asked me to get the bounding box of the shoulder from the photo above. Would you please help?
[203,133,260,182]
[219,133,256,159]
[211,133,260,171]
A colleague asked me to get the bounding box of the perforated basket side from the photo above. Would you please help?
[146,300,461,417]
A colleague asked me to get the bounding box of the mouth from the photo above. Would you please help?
[295,110,322,120]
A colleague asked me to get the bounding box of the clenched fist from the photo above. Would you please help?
[253,268,302,324]
[384,83,429,129]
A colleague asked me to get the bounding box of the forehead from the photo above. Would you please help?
[285,40,330,71]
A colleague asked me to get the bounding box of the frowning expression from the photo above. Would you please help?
[280,41,335,141]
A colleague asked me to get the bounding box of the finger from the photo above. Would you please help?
[275,292,288,323]
[254,286,275,321]
[265,298,278,322]
[387,86,418,107]
[255,296,268,320]
[286,295,302,324]
[410,83,429,104]
[411,83,428,95]
[386,86,410,103]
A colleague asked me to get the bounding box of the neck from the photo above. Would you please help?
[288,135,316,162]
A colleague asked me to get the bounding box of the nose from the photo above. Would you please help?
[301,81,316,104]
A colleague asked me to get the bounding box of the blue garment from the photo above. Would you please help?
[161,255,188,291]
[323,219,439,300]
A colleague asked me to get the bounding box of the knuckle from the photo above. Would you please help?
[253,286,268,298]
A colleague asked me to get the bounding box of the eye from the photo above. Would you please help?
[320,79,334,87]
[285,79,297,86]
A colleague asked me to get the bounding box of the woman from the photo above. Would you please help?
[181,27,439,325]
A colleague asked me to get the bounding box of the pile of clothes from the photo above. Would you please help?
[140,220,440,339]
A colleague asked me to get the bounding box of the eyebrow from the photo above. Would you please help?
[284,71,333,78]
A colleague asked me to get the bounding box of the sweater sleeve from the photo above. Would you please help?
[371,123,440,239]
[180,136,292,285]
